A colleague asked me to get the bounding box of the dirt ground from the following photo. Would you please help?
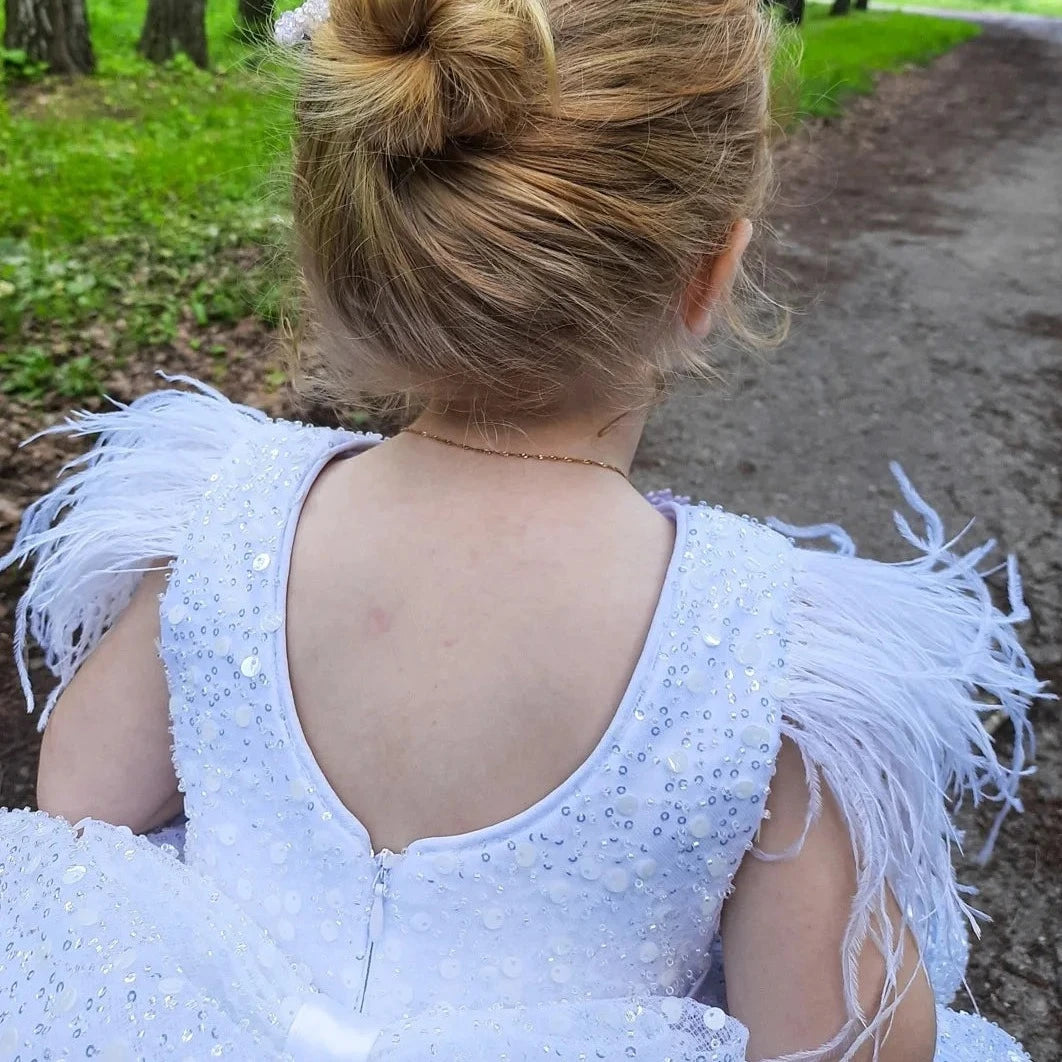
[1,21,1059,1060]
[638,23,1062,1059]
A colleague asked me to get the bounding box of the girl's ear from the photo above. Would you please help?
[682,219,754,339]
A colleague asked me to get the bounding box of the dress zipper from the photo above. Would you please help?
[358,850,394,1014]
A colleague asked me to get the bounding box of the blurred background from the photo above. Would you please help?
[2,0,1059,1056]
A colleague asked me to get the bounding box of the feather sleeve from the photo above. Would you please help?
[0,376,270,730]
[765,464,1048,1057]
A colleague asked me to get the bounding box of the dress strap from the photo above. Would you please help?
[159,399,379,857]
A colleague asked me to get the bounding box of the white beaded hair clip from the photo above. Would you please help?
[275,0,331,46]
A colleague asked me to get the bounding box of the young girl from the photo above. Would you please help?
[0,0,1044,1059]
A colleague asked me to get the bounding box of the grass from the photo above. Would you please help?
[1,0,301,247]
[0,0,302,399]
[838,0,1062,16]
[793,6,981,117]
[0,1,980,402]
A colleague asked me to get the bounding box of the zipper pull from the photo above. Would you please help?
[368,851,393,944]
[368,878,386,943]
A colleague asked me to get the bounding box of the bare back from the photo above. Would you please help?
[286,442,676,855]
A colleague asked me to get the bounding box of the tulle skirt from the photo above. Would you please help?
[0,809,1032,1061]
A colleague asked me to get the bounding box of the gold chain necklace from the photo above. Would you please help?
[401,428,630,480]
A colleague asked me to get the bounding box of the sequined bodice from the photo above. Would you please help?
[161,418,789,1024]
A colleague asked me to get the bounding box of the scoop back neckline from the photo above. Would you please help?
[270,430,690,861]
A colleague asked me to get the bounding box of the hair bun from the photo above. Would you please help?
[315,0,556,157]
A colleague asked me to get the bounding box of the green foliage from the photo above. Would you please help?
[0,347,103,401]
[0,0,301,404]
[789,7,981,117]
[0,0,982,405]
[0,220,286,350]
[0,20,296,249]
[866,0,1062,15]
[1,47,50,82]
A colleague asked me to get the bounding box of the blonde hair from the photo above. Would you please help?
[291,0,777,417]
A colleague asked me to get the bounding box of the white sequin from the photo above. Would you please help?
[769,676,792,700]
[738,637,764,669]
[660,997,684,1023]
[688,814,712,839]
[55,984,79,1013]
[703,1006,728,1031]
[666,750,689,774]
[433,852,458,875]
[548,880,571,904]
[685,669,707,694]
[706,858,730,880]
[741,723,772,748]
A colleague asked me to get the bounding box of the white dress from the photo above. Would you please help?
[0,380,1044,1060]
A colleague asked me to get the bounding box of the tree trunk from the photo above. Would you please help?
[138,0,208,69]
[238,0,274,41]
[3,0,95,74]
[854,0,869,8]
[830,0,852,13]
[757,0,804,21]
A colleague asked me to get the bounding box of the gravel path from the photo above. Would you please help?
[634,25,1061,1058]
[878,5,1062,41]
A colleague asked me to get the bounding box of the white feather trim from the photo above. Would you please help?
[0,377,270,731]
[765,464,1049,1059]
